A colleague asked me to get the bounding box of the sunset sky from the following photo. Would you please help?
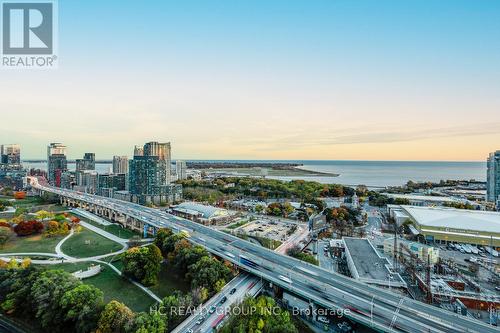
[1,0,500,161]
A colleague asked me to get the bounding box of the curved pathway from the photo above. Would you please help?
[1,221,159,303]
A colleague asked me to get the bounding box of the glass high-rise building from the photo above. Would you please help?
[112,155,129,174]
[76,153,95,172]
[47,143,67,187]
[143,141,171,184]
[0,144,21,165]
[487,151,500,206]
[176,160,187,180]
[128,142,181,205]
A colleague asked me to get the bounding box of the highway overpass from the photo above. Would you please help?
[28,178,499,333]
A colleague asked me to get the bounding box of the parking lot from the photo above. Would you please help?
[237,219,297,242]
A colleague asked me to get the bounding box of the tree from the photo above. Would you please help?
[60,284,104,333]
[190,287,209,306]
[35,210,54,220]
[158,291,193,328]
[13,220,44,236]
[214,279,226,293]
[122,245,162,286]
[13,207,27,217]
[168,238,191,263]
[133,312,167,333]
[188,256,231,292]
[174,244,208,274]
[31,269,81,331]
[0,226,14,248]
[286,246,318,265]
[0,266,40,316]
[219,296,298,333]
[96,301,135,333]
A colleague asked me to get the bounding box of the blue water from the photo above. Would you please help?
[23,160,486,187]
[295,160,486,187]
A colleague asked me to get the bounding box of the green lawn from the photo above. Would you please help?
[227,219,249,230]
[12,196,48,207]
[49,262,156,312]
[80,217,141,239]
[0,234,64,254]
[252,236,282,250]
[61,227,123,258]
[148,263,190,299]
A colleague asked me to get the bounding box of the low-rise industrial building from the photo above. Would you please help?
[383,237,440,265]
[401,206,500,248]
[343,237,406,289]
[170,201,232,225]
[382,193,464,207]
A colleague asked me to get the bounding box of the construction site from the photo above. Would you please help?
[324,236,499,326]
[388,236,500,326]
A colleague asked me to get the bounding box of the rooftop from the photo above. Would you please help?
[343,237,405,287]
[402,206,500,234]
[174,202,229,219]
[383,193,459,203]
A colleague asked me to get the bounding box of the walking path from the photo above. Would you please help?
[79,220,130,244]
[1,219,161,304]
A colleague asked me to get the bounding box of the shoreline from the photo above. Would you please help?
[292,166,339,177]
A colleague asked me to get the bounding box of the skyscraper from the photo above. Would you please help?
[128,142,181,205]
[0,144,21,165]
[133,145,144,157]
[487,151,500,206]
[75,170,98,194]
[76,153,95,172]
[143,141,171,184]
[47,143,67,187]
[112,155,129,174]
[176,160,187,181]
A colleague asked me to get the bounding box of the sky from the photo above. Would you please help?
[1,0,500,161]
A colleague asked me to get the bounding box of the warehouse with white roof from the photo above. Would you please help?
[401,206,500,248]
[169,202,232,226]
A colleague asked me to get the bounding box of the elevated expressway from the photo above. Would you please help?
[29,179,498,333]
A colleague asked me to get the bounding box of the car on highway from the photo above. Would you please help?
[337,321,354,332]
[278,275,293,284]
[230,288,237,295]
[209,306,216,314]
[196,316,205,325]
[219,296,227,304]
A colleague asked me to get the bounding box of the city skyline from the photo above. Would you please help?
[1,0,500,161]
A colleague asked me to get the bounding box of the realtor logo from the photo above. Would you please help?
[1,1,58,68]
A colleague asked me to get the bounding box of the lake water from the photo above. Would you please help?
[23,160,486,188]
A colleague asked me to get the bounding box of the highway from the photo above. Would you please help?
[31,180,499,333]
[172,274,262,333]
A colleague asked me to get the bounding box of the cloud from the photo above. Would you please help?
[229,122,500,152]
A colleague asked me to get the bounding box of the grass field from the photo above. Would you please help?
[81,217,141,239]
[61,227,123,258]
[148,263,190,299]
[252,236,282,250]
[227,219,249,230]
[0,234,64,254]
[49,262,156,312]
[12,197,49,207]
